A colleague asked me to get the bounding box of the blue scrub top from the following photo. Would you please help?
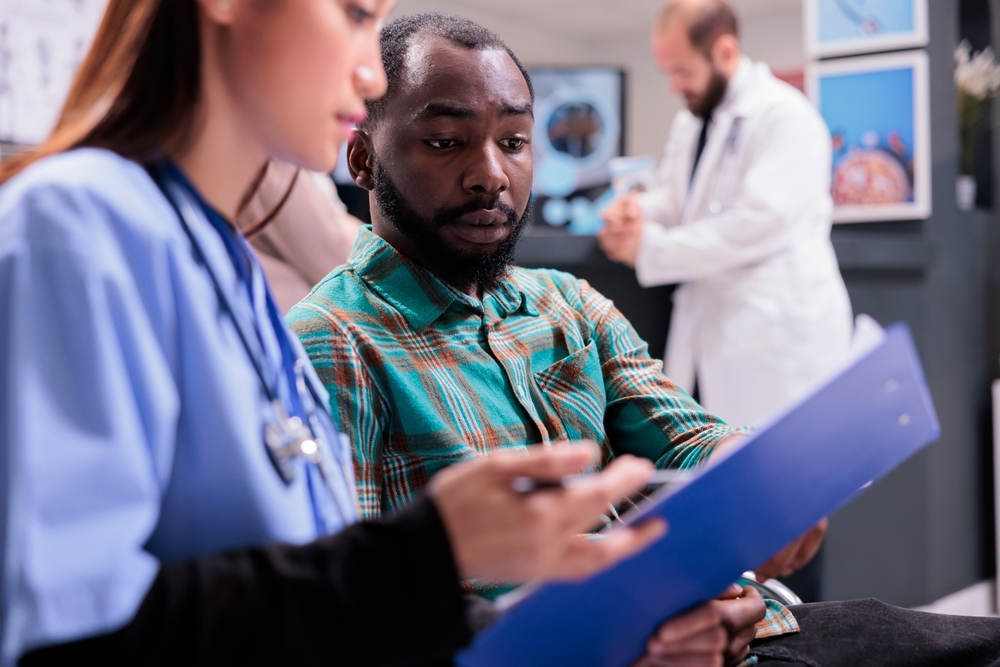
[0,149,358,664]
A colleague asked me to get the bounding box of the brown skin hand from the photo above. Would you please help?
[635,584,765,667]
[347,34,534,298]
[755,518,829,581]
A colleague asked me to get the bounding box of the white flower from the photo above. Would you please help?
[955,39,1000,99]
[956,40,972,66]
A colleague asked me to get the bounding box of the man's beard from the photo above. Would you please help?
[371,157,530,291]
[687,68,728,118]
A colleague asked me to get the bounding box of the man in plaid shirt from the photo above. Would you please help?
[289,11,1000,667]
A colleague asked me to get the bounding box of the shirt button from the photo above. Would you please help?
[708,201,722,214]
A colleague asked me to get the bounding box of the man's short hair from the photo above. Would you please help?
[363,13,534,128]
[657,0,739,56]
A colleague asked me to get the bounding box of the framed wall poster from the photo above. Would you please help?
[0,0,109,144]
[526,67,624,235]
[807,50,931,223]
[805,0,928,58]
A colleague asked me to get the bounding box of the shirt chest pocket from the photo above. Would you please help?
[533,341,607,443]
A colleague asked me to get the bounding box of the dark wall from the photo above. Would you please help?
[824,0,992,607]
[963,0,994,207]
[518,0,995,607]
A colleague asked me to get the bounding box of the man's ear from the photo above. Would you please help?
[348,129,375,191]
[711,34,741,71]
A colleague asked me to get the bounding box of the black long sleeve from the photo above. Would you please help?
[21,495,472,667]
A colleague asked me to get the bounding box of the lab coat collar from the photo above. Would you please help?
[681,59,755,223]
[716,57,758,119]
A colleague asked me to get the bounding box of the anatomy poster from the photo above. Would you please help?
[528,67,624,235]
[807,50,932,222]
[0,0,108,144]
[805,0,928,58]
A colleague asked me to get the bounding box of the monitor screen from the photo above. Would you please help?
[528,67,625,235]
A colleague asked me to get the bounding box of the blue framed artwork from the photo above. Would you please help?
[807,51,931,223]
[805,0,928,58]
[527,67,624,235]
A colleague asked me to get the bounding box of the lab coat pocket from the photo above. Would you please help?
[533,341,607,443]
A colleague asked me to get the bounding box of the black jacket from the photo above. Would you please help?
[22,496,472,666]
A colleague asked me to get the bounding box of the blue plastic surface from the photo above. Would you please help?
[458,323,940,667]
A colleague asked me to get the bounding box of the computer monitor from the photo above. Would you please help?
[528,66,625,236]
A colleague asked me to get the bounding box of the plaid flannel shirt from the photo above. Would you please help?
[287,228,799,640]
[288,228,733,516]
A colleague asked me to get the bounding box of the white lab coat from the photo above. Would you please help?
[636,58,853,427]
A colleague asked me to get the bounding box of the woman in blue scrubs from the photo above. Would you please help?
[0,0,669,664]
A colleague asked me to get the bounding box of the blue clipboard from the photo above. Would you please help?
[457,323,940,667]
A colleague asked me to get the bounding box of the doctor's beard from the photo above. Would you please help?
[687,68,728,118]
[370,156,530,291]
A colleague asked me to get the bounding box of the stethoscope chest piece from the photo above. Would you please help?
[151,162,357,525]
[264,399,324,485]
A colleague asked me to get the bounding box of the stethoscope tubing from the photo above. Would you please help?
[148,164,356,526]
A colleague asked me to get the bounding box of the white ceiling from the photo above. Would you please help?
[394,0,801,40]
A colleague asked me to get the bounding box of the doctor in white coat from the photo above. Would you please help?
[599,0,853,428]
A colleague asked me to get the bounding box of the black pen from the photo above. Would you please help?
[511,469,695,494]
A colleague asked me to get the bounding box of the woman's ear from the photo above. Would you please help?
[348,130,375,191]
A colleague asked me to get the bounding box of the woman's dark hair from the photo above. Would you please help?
[0,0,201,184]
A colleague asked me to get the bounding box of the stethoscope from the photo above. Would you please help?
[147,161,358,531]
[834,0,881,35]
[686,116,745,218]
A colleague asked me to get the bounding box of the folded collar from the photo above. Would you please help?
[348,227,536,330]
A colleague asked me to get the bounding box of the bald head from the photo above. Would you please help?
[655,0,739,56]
[651,0,741,117]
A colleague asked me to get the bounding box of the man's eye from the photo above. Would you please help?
[346,4,374,24]
[502,138,527,150]
[426,139,457,149]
